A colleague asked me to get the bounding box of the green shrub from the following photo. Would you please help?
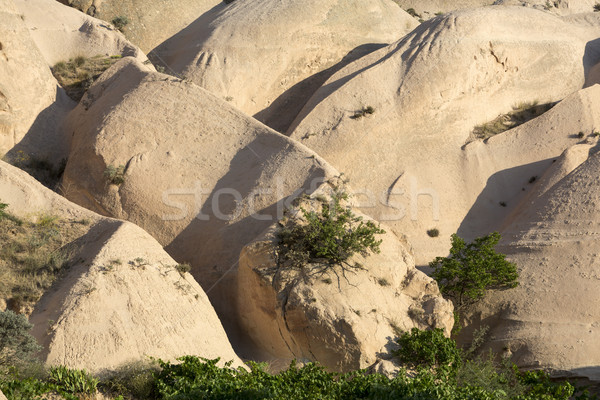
[394,328,462,373]
[277,191,384,274]
[430,232,518,308]
[594,3,600,11]
[104,165,126,185]
[175,263,191,275]
[111,16,129,32]
[48,366,98,395]
[0,310,41,369]
[427,228,440,238]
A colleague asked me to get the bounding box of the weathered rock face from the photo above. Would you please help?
[56,0,220,52]
[394,0,597,20]
[154,0,419,132]
[0,160,243,372]
[0,0,61,156]
[31,219,245,372]
[62,57,339,350]
[288,7,600,265]
[237,189,453,371]
[15,0,147,66]
[459,147,600,382]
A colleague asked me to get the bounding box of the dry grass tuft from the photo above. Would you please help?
[52,55,123,101]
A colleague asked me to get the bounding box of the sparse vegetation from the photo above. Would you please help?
[111,15,130,32]
[594,2,600,11]
[430,232,519,308]
[175,263,191,275]
[0,204,85,311]
[377,278,390,286]
[52,55,123,101]
[427,228,440,238]
[472,101,555,140]
[104,164,126,185]
[277,190,385,278]
[350,106,375,120]
[405,8,422,19]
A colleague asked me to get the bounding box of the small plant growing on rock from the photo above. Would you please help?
[430,232,518,308]
[594,3,600,11]
[351,106,375,119]
[111,15,129,32]
[104,165,125,185]
[427,228,440,237]
[277,190,385,277]
[175,263,191,275]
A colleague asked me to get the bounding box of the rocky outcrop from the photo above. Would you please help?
[61,57,339,350]
[0,160,243,372]
[288,7,600,265]
[459,147,600,381]
[154,0,419,132]
[15,0,147,66]
[0,0,63,156]
[56,0,221,52]
[237,188,453,371]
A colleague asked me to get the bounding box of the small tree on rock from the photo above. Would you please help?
[430,232,518,308]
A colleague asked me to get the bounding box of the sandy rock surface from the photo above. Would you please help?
[56,0,221,52]
[15,0,147,66]
[288,7,600,265]
[459,147,600,381]
[154,0,419,132]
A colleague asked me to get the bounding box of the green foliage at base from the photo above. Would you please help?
[0,311,41,369]
[430,232,518,308]
[394,328,462,372]
[48,366,98,395]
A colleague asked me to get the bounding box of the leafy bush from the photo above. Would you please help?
[394,328,462,373]
[277,191,384,274]
[430,232,518,308]
[0,310,41,368]
[48,366,98,395]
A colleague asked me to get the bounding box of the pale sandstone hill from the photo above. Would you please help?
[288,7,600,265]
[394,0,596,20]
[0,0,65,157]
[56,0,220,52]
[238,187,453,372]
[459,148,600,381]
[0,160,243,372]
[62,57,339,350]
[154,0,419,132]
[15,0,147,66]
